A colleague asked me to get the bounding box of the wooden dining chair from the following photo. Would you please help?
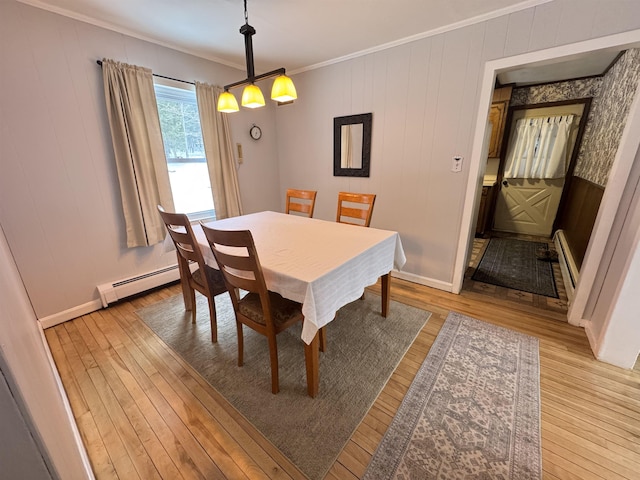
[201,225,325,394]
[157,206,227,343]
[285,188,317,218]
[336,192,376,227]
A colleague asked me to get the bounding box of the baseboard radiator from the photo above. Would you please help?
[97,264,184,307]
[554,230,578,301]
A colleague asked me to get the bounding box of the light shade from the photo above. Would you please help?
[271,75,297,102]
[241,84,265,108]
[217,91,239,113]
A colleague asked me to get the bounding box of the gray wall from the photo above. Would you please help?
[0,1,282,319]
[274,0,640,288]
[3,0,640,318]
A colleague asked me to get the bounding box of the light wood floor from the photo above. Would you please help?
[45,279,640,479]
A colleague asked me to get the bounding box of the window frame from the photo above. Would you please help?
[154,78,216,222]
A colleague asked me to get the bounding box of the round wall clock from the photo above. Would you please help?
[250,124,262,140]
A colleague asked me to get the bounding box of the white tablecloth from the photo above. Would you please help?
[195,211,406,344]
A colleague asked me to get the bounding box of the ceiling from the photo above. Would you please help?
[497,49,622,86]
[19,0,623,82]
[20,0,553,72]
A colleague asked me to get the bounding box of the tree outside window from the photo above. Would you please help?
[154,83,215,220]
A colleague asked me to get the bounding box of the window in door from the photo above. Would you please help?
[154,81,215,221]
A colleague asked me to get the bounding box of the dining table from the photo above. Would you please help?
[194,210,406,397]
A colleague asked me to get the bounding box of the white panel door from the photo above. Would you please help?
[494,178,564,236]
[493,104,585,237]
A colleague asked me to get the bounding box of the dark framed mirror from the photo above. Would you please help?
[333,113,372,177]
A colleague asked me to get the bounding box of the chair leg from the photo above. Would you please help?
[178,266,191,312]
[236,322,244,367]
[267,335,279,394]
[207,296,217,343]
[189,288,197,324]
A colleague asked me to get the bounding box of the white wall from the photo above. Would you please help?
[274,0,640,289]
[586,142,640,367]
[0,1,282,319]
[0,224,93,478]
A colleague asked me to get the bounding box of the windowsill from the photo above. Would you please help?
[187,209,216,223]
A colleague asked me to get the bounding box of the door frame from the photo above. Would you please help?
[488,98,592,235]
[453,29,640,329]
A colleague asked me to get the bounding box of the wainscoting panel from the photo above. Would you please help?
[557,176,605,271]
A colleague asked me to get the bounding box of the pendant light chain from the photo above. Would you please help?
[244,0,249,24]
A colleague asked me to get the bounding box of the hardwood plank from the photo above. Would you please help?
[106,309,262,480]
[325,461,358,480]
[44,278,640,480]
[75,411,118,479]
[543,421,640,479]
[335,442,369,478]
[543,405,640,456]
[80,313,203,480]
[94,312,225,479]
[64,321,164,479]
[350,424,382,455]
[109,302,298,480]
[54,324,142,479]
[45,327,89,416]
[542,446,605,480]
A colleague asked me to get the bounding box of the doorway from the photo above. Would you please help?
[453,33,640,334]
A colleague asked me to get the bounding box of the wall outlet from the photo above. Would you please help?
[452,156,463,172]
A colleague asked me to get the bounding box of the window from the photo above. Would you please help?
[154,82,215,220]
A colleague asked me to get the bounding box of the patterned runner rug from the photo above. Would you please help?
[364,312,541,480]
[472,237,558,298]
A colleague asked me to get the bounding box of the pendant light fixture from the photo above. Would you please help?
[217,0,297,113]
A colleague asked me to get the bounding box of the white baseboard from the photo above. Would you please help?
[392,270,454,292]
[583,320,637,369]
[584,321,599,356]
[39,299,103,329]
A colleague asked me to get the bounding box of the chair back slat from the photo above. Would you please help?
[158,207,207,269]
[336,192,376,227]
[286,189,317,218]
[201,226,268,297]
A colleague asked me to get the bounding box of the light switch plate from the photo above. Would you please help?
[452,156,463,172]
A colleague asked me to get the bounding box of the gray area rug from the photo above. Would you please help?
[136,292,429,480]
[364,312,541,480]
[472,237,558,298]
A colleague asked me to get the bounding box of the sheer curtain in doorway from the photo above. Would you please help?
[504,114,576,179]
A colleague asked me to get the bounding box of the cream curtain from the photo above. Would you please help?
[102,59,174,247]
[195,82,243,219]
[504,114,576,179]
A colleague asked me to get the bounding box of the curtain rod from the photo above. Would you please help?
[96,60,195,86]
